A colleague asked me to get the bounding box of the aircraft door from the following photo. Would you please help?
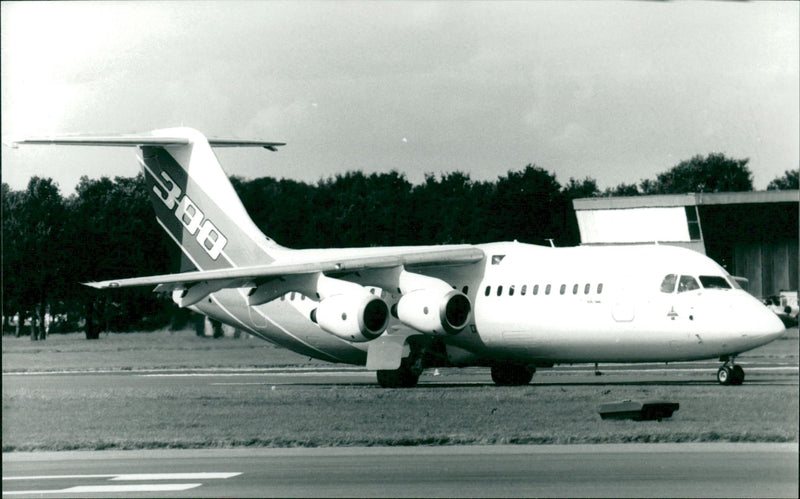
[612,284,635,322]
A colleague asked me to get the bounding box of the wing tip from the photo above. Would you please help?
[82,281,119,289]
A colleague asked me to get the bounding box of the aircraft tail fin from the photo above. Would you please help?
[12,128,287,271]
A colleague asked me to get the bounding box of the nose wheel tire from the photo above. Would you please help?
[717,365,745,385]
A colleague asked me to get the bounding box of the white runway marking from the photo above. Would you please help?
[110,472,240,481]
[4,483,202,495]
[4,472,241,481]
[2,472,241,496]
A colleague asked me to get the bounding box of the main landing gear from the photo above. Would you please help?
[491,364,536,386]
[376,355,423,388]
[717,357,745,385]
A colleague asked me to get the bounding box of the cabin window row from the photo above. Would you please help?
[483,283,603,297]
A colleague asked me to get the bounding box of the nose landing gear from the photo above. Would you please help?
[717,357,745,385]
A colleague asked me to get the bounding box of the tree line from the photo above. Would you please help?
[2,153,796,339]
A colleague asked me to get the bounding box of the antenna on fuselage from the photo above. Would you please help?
[545,238,555,248]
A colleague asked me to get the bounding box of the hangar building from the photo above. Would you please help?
[572,190,799,299]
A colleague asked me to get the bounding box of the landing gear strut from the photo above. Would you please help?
[491,364,535,386]
[717,357,745,386]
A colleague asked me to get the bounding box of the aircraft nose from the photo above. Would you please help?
[724,293,786,344]
[753,299,787,341]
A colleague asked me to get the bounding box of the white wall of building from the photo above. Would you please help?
[576,207,691,244]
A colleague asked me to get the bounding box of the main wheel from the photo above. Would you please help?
[717,366,732,385]
[491,365,534,386]
[730,365,745,385]
[376,368,419,388]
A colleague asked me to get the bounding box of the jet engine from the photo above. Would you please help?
[395,288,471,336]
[310,292,389,342]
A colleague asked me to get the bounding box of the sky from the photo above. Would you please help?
[2,1,798,194]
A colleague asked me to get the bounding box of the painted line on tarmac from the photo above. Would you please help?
[3,472,241,481]
[2,472,241,496]
[3,483,202,495]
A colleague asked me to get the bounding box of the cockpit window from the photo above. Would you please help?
[699,276,731,290]
[660,274,677,293]
[677,275,700,293]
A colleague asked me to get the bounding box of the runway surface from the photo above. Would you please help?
[4,358,798,497]
[3,444,798,498]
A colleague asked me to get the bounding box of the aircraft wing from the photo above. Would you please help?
[84,246,485,291]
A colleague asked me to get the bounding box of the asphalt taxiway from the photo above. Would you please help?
[4,444,799,498]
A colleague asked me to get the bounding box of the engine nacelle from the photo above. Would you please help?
[396,289,471,336]
[310,293,389,342]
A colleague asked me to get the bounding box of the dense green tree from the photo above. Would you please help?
[562,177,600,199]
[66,174,172,337]
[603,183,640,197]
[486,165,575,245]
[2,183,25,336]
[641,153,753,194]
[409,171,488,244]
[766,169,799,190]
[232,175,318,247]
[2,178,69,340]
[315,171,415,247]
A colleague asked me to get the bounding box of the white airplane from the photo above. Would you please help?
[11,128,786,387]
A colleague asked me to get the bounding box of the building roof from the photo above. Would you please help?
[573,190,799,211]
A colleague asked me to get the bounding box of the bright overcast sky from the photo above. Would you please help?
[2,1,798,193]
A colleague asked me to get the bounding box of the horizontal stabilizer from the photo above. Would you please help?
[7,134,284,150]
[7,135,189,148]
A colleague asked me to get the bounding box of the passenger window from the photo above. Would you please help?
[597,283,603,294]
[545,284,551,295]
[572,284,578,295]
[290,292,296,301]
[584,283,590,295]
[509,285,515,296]
[521,285,527,296]
[497,286,503,297]
[678,275,700,293]
[699,276,731,289]
[559,284,566,295]
[660,274,677,293]
[533,284,539,295]
[485,286,491,297]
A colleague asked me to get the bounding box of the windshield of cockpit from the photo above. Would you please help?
[659,273,736,293]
